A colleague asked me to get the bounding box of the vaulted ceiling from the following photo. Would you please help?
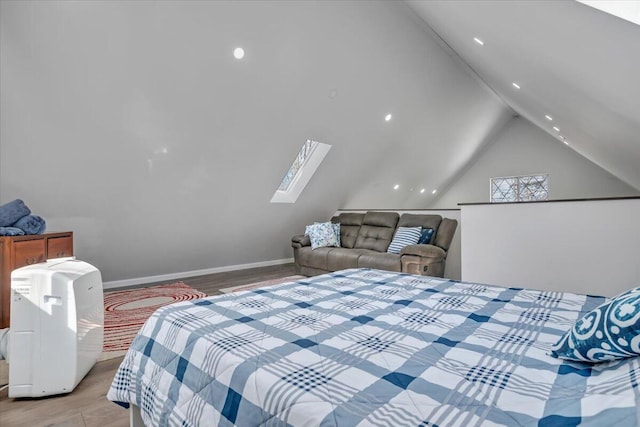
[407,0,640,191]
[2,0,638,283]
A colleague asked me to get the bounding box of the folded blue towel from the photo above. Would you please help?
[13,215,46,235]
[0,226,26,236]
[0,199,31,227]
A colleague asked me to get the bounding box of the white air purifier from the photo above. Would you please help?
[8,258,104,398]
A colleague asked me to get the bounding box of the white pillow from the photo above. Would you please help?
[305,222,340,250]
[387,226,422,254]
[316,222,340,247]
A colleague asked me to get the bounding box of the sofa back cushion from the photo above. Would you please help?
[398,213,457,252]
[354,212,399,252]
[332,213,365,249]
[398,214,442,231]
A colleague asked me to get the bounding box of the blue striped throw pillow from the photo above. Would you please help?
[387,227,422,254]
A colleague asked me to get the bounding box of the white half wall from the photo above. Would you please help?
[461,197,640,296]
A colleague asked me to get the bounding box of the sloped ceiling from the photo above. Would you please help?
[406,0,640,191]
[5,0,636,283]
[0,0,509,281]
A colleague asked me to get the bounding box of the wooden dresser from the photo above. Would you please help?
[0,231,73,328]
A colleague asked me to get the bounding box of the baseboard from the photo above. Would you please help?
[102,258,294,290]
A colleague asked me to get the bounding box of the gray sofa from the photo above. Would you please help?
[291,211,458,277]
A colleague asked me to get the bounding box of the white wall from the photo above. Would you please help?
[461,198,640,296]
[431,117,639,208]
[0,1,508,284]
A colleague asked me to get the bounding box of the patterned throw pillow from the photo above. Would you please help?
[418,227,435,245]
[387,226,422,254]
[316,222,340,247]
[305,222,340,250]
[331,223,341,247]
[549,286,640,362]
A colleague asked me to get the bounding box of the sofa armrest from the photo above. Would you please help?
[400,244,446,259]
[400,244,447,277]
[292,234,311,248]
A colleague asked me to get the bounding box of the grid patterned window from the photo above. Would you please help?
[490,174,549,202]
[278,139,319,191]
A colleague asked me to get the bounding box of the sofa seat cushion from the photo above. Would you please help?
[326,248,370,271]
[357,251,401,272]
[297,246,333,270]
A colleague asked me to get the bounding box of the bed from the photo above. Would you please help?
[107,268,640,426]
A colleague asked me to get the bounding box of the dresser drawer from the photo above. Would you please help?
[47,236,73,259]
[13,239,46,269]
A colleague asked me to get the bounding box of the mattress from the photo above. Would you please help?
[107,268,640,426]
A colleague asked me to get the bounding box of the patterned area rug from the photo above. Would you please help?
[100,282,207,361]
[219,275,305,294]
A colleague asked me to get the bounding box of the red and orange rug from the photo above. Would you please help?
[101,282,207,361]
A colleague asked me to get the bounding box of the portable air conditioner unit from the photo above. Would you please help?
[8,258,103,398]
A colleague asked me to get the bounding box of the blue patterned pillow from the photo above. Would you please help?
[418,227,434,244]
[332,223,341,247]
[316,222,340,247]
[305,222,339,250]
[549,286,640,362]
[387,227,422,254]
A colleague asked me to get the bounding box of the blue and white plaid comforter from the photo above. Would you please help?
[107,269,640,426]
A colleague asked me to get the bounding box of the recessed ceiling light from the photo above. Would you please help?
[393,184,399,190]
[473,37,484,46]
[233,47,245,59]
[512,82,521,89]
[420,188,425,194]
[431,189,437,194]
[563,140,569,145]
[553,126,560,132]
[385,113,392,122]
[545,115,553,121]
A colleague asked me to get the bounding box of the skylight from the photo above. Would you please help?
[278,139,317,192]
[271,139,331,203]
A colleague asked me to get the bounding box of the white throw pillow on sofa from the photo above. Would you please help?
[305,222,340,250]
[387,226,422,254]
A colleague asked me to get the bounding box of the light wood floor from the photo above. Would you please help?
[0,263,297,427]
